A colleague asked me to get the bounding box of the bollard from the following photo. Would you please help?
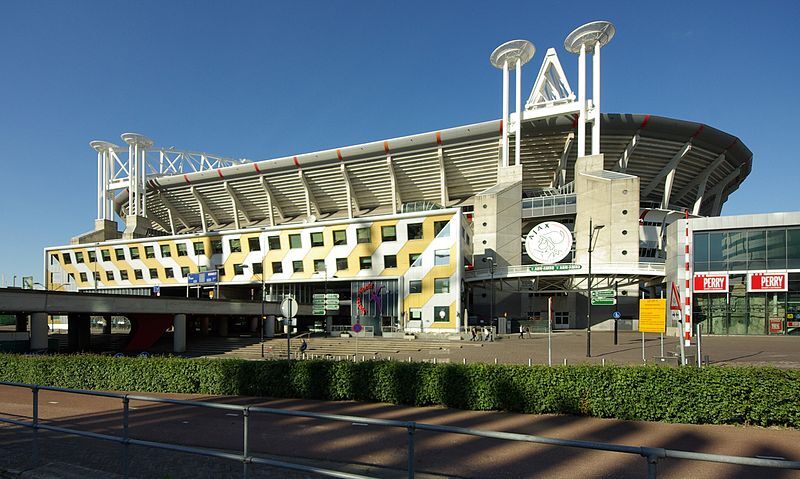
[408,356,412,363]
[362,355,365,362]
[602,358,605,366]
[462,357,466,365]
[563,358,568,366]
[406,423,416,479]
[433,357,437,364]
[528,358,532,367]
[122,395,130,479]
[32,386,39,465]
[494,358,498,364]
[242,407,250,479]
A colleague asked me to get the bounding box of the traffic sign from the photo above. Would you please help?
[312,298,326,306]
[325,298,339,305]
[312,293,326,300]
[188,270,219,284]
[325,293,339,299]
[312,308,326,316]
[591,289,615,298]
[325,303,340,311]
[352,323,363,333]
[612,310,622,319]
[280,296,298,318]
[591,298,617,306]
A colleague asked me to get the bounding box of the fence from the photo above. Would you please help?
[1,381,798,479]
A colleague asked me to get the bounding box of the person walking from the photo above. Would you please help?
[470,327,477,341]
[519,325,524,339]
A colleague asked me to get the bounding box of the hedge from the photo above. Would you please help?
[0,354,798,427]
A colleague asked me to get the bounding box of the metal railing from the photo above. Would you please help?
[464,261,666,280]
[1,381,799,479]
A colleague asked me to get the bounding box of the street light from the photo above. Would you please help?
[586,218,605,357]
[482,256,495,333]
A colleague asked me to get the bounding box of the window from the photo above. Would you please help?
[101,249,111,261]
[410,308,422,321]
[333,230,347,245]
[359,256,372,270]
[120,270,129,281]
[149,268,158,280]
[252,263,263,274]
[79,272,87,283]
[409,280,422,293]
[144,246,155,259]
[129,247,140,260]
[233,263,245,275]
[193,241,205,255]
[134,269,143,280]
[160,245,171,258]
[87,250,96,263]
[115,248,125,260]
[211,240,223,254]
[434,306,449,322]
[75,252,85,264]
[292,260,304,273]
[409,253,421,267]
[313,259,326,272]
[229,239,242,253]
[105,271,114,281]
[434,278,450,294]
[181,266,190,278]
[434,220,450,237]
[311,232,324,247]
[289,234,302,249]
[407,223,424,240]
[93,272,101,282]
[268,236,281,250]
[356,227,371,244]
[384,255,397,268]
[177,243,188,257]
[272,261,283,274]
[336,257,349,271]
[434,249,450,266]
[165,268,175,279]
[63,253,72,265]
[248,237,261,252]
[381,225,397,241]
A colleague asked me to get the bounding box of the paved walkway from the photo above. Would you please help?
[1,385,799,478]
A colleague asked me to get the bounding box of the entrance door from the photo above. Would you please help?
[554,311,569,329]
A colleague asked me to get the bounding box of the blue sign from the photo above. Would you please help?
[188,270,219,284]
[612,311,622,320]
[153,285,160,296]
[352,323,363,333]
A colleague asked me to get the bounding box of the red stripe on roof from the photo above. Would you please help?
[253,163,261,173]
[572,114,578,128]
[691,124,705,139]
[383,141,390,154]
[499,119,504,133]
[217,169,224,179]
[640,115,651,129]
[336,149,343,161]
[293,156,300,167]
[183,175,191,185]
[436,132,442,145]
[725,138,738,151]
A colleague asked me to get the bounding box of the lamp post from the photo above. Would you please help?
[482,256,495,333]
[586,218,605,357]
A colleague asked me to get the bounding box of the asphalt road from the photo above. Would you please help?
[1,386,799,479]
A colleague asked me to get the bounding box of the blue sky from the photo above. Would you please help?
[1,1,798,284]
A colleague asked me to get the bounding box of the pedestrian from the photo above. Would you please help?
[525,326,531,338]
[478,327,485,341]
[519,325,524,339]
[470,327,477,341]
[482,327,488,341]
[488,327,494,342]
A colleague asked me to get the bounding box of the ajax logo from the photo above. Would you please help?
[525,221,573,264]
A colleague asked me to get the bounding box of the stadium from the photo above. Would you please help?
[43,22,765,349]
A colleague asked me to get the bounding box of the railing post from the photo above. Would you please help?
[647,454,658,479]
[243,406,250,479]
[122,395,130,479]
[32,385,39,465]
[406,422,416,479]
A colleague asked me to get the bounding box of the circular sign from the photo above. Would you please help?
[280,297,298,318]
[352,323,363,333]
[612,311,622,320]
[525,221,573,264]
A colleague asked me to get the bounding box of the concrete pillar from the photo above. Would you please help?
[103,315,112,334]
[218,317,228,337]
[15,313,28,332]
[265,315,276,338]
[173,314,187,353]
[200,317,209,336]
[30,313,49,350]
[68,314,91,352]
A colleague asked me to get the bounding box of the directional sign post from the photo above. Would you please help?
[591,289,616,306]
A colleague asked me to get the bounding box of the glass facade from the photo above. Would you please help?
[693,225,800,335]
[694,227,800,271]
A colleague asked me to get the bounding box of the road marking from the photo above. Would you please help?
[48,401,59,404]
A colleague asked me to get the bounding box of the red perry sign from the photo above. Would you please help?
[747,272,788,292]
[693,273,729,293]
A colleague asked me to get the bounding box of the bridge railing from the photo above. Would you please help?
[1,381,798,479]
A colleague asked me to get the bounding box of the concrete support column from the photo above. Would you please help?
[15,313,28,332]
[30,313,48,351]
[173,314,187,354]
[103,315,112,335]
[68,314,91,352]
[218,317,228,337]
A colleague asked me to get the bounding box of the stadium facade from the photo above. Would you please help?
[45,21,779,344]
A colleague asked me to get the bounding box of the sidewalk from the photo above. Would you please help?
[1,385,799,478]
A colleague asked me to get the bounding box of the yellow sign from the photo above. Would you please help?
[639,299,667,333]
